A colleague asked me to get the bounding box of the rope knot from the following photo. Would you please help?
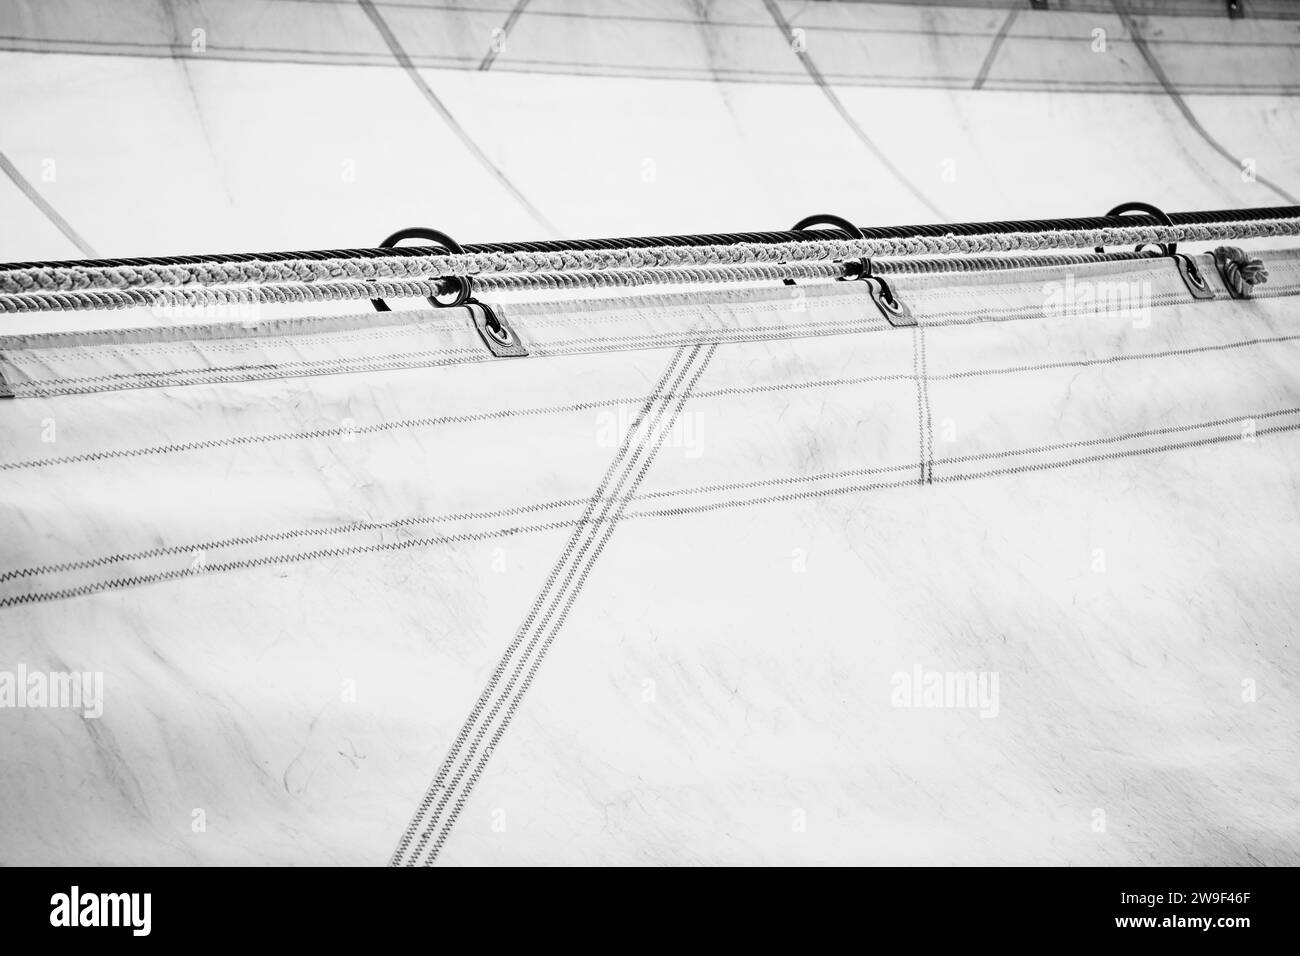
[1213,246,1268,297]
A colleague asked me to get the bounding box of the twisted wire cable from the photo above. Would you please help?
[3,204,1296,272]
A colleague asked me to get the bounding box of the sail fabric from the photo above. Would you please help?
[3,251,1299,864]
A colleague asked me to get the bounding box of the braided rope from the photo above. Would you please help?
[2,219,1297,299]
[0,251,1175,314]
[0,263,847,314]
[0,279,453,314]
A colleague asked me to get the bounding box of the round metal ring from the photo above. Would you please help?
[791,214,866,240]
[874,277,904,311]
[371,227,471,312]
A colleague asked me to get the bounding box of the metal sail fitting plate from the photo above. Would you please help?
[1174,254,1216,301]
[865,277,917,327]
[468,302,528,357]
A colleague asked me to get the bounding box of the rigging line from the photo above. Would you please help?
[0,151,97,258]
[3,205,1298,272]
[5,218,1296,297]
[478,0,531,71]
[972,5,1021,91]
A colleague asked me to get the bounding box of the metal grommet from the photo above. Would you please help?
[469,301,528,357]
[370,227,471,312]
[865,276,915,327]
[1174,253,1216,300]
[1095,202,1176,257]
[874,276,903,311]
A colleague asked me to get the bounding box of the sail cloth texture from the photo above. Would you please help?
[2,251,1299,865]
[5,0,1300,263]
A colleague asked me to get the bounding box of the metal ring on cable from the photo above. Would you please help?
[791,214,865,239]
[790,215,900,297]
[370,227,472,312]
[1094,202,1176,257]
[785,214,866,286]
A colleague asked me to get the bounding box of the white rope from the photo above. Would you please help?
[0,251,1176,314]
[0,263,847,314]
[2,219,1297,298]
